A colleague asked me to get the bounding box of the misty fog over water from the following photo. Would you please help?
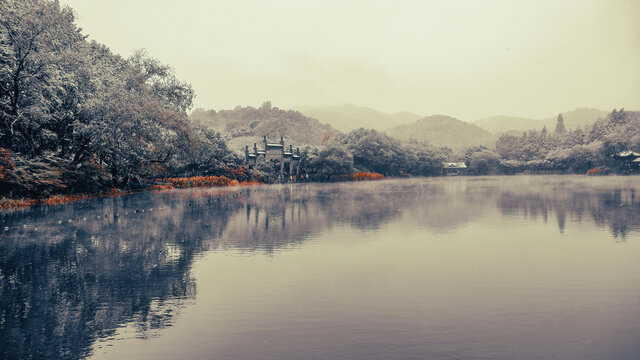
[1,176,639,360]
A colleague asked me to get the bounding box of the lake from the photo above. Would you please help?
[1,176,639,360]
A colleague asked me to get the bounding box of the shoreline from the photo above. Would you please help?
[0,176,264,211]
[0,171,615,211]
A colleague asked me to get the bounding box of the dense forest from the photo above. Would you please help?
[301,128,450,179]
[285,109,640,179]
[466,110,640,175]
[0,0,639,204]
[0,0,238,198]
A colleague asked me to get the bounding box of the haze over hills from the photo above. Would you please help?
[474,108,609,134]
[190,103,338,154]
[192,102,618,154]
[295,104,612,136]
[293,104,422,132]
[386,115,495,152]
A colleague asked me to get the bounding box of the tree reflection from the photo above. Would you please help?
[497,185,640,239]
[1,177,638,359]
[0,184,427,359]
[0,190,241,360]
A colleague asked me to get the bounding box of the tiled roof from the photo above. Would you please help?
[442,162,467,168]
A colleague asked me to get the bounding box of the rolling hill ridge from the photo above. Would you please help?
[386,115,495,152]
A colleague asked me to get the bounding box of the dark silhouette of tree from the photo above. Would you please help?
[555,114,566,134]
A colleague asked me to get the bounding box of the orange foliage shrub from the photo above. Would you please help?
[0,198,37,209]
[224,166,246,179]
[42,189,128,205]
[237,180,264,187]
[0,173,264,210]
[0,188,131,210]
[166,176,234,188]
[43,194,91,205]
[163,176,265,189]
[0,148,15,181]
[105,188,127,197]
[164,176,265,189]
[347,172,384,181]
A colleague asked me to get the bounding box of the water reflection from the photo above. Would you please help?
[0,176,638,359]
[496,178,640,238]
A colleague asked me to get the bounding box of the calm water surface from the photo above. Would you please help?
[1,176,639,360]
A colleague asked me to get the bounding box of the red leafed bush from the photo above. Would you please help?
[166,176,233,188]
[0,148,15,181]
[237,180,263,186]
[224,166,247,180]
[347,172,384,181]
[0,197,37,209]
[164,176,264,189]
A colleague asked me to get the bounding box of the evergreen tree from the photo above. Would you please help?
[555,114,566,134]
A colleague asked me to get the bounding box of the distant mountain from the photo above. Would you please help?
[386,115,495,152]
[474,108,609,134]
[473,116,538,134]
[292,104,422,132]
[190,103,339,154]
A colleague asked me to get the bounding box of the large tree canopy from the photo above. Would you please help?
[0,0,232,193]
[0,0,85,154]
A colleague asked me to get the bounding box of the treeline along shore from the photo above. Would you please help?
[1,0,639,208]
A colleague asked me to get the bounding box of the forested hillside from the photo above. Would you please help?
[293,104,421,132]
[386,115,495,152]
[191,102,339,152]
[462,109,640,175]
[302,128,451,180]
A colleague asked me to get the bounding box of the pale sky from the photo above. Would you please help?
[62,0,640,120]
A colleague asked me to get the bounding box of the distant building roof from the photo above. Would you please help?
[266,143,283,148]
[443,162,467,169]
